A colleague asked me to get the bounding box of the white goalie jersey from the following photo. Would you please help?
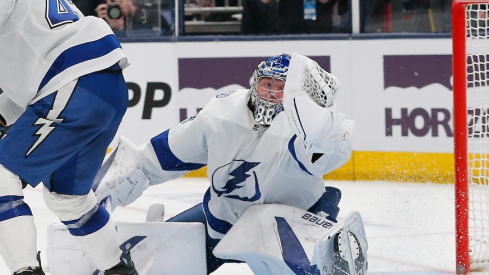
[141,88,355,239]
[0,0,128,124]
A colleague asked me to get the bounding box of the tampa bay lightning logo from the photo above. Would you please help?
[211,160,261,202]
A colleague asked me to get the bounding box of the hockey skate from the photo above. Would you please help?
[104,249,138,275]
[13,252,45,275]
[13,267,45,275]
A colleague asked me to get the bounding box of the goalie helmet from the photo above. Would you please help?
[250,54,290,126]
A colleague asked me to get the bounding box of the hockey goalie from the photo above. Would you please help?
[48,53,368,274]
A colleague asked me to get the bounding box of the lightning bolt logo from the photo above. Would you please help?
[211,160,261,202]
[25,81,76,157]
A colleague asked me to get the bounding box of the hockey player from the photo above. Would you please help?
[95,53,359,274]
[0,1,138,275]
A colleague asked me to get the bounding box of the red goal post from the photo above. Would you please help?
[453,1,489,274]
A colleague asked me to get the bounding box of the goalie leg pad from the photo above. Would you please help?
[333,230,367,275]
[312,211,368,275]
[214,205,367,275]
[167,203,232,274]
[214,204,338,275]
[47,221,207,275]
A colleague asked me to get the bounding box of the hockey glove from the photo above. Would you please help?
[93,136,150,208]
[283,53,340,144]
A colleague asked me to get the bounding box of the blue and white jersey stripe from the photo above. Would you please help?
[0,0,128,113]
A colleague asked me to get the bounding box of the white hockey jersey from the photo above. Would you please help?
[0,0,128,124]
[142,89,355,239]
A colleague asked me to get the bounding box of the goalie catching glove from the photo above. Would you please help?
[283,53,340,145]
[93,136,150,209]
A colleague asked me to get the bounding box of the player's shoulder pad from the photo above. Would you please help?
[215,90,238,98]
[200,89,250,116]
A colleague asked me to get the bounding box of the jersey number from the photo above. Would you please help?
[45,0,79,28]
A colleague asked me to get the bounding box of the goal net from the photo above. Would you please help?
[453,1,489,274]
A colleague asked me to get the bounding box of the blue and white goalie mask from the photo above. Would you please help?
[250,54,290,126]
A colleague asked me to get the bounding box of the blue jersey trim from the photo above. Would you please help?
[62,204,109,236]
[0,196,33,222]
[288,135,313,175]
[203,188,233,235]
[39,34,122,92]
[151,129,205,171]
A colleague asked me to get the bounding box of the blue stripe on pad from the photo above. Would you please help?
[276,217,320,275]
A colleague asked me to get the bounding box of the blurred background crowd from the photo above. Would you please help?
[71,0,452,36]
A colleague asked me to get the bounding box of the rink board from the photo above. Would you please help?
[113,38,454,184]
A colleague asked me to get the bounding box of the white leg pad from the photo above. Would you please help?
[47,222,207,275]
[312,211,368,275]
[213,205,368,275]
[214,204,338,275]
[0,164,38,273]
[0,216,38,274]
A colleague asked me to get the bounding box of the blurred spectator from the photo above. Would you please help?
[277,0,348,34]
[241,0,279,34]
[203,0,240,22]
[334,0,351,32]
[360,1,374,32]
[72,0,103,17]
[408,0,451,33]
[96,0,171,34]
[96,0,135,30]
[363,0,451,33]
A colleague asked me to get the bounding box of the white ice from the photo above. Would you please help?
[0,178,459,274]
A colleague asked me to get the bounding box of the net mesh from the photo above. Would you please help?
[466,3,489,267]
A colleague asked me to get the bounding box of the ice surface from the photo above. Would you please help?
[0,178,459,274]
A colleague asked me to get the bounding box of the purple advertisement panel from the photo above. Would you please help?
[383,55,452,90]
[178,56,331,90]
[382,55,454,139]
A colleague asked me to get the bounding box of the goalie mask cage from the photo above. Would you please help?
[454,1,489,274]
